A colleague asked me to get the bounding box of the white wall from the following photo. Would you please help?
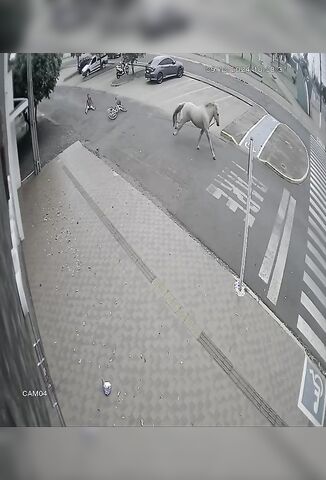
[2,53,25,241]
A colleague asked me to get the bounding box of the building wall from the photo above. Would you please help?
[0,53,61,426]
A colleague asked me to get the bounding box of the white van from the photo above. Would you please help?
[82,54,108,77]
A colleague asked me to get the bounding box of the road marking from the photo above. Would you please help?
[231,161,268,193]
[310,183,326,210]
[303,272,326,312]
[227,173,264,202]
[308,228,326,258]
[311,152,326,174]
[297,316,326,362]
[162,85,213,104]
[206,184,255,227]
[305,255,326,286]
[310,182,326,213]
[301,292,326,333]
[206,166,267,227]
[144,77,195,100]
[310,168,326,195]
[307,241,326,271]
[267,196,296,304]
[310,202,326,233]
[259,188,290,284]
[310,177,326,206]
[309,217,326,245]
[311,149,326,169]
[239,115,267,146]
[309,206,326,233]
[310,162,326,183]
[214,95,232,102]
[257,122,280,158]
[310,189,326,213]
[215,176,260,212]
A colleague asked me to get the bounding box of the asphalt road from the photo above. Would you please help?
[19,76,324,368]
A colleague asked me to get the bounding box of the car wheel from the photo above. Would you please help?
[157,72,163,84]
[86,70,90,77]
[177,67,184,78]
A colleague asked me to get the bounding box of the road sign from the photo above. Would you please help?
[244,141,257,153]
[298,356,326,426]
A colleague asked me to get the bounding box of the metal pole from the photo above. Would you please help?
[26,54,41,175]
[320,53,322,129]
[235,137,254,296]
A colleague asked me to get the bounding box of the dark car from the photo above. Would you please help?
[78,55,92,74]
[145,55,184,84]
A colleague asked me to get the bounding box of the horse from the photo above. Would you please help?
[172,101,220,160]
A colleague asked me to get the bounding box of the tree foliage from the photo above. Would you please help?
[122,53,145,74]
[13,54,62,106]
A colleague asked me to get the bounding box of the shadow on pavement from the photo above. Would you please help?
[18,117,77,181]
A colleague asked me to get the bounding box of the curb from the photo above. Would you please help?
[221,130,237,144]
[258,157,309,185]
[258,126,310,185]
[63,70,79,82]
[184,71,253,107]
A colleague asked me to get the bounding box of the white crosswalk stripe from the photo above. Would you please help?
[258,188,296,306]
[206,162,268,227]
[297,136,326,362]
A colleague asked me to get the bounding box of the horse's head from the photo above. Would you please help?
[206,102,220,127]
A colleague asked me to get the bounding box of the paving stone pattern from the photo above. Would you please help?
[21,142,308,425]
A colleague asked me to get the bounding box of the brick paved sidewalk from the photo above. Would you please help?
[21,141,309,426]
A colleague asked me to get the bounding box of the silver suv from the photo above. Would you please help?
[145,56,184,84]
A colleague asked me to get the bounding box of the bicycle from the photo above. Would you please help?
[107,98,128,120]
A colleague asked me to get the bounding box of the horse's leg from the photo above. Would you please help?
[173,117,187,136]
[205,130,216,160]
[196,129,204,150]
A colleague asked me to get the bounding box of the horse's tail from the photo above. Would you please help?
[172,103,185,127]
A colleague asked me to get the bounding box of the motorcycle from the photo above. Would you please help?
[116,62,129,79]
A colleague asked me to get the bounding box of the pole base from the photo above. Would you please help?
[234,280,245,297]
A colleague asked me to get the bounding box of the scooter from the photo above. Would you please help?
[116,62,129,79]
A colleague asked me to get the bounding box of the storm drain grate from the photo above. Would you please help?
[62,165,156,284]
[198,331,287,426]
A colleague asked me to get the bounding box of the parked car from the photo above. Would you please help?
[107,53,121,59]
[82,54,108,77]
[78,55,92,74]
[145,56,184,84]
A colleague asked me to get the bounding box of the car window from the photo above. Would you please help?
[91,57,96,64]
[159,58,170,66]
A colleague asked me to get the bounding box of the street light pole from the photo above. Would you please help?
[26,54,41,175]
[235,137,254,296]
[319,53,322,129]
